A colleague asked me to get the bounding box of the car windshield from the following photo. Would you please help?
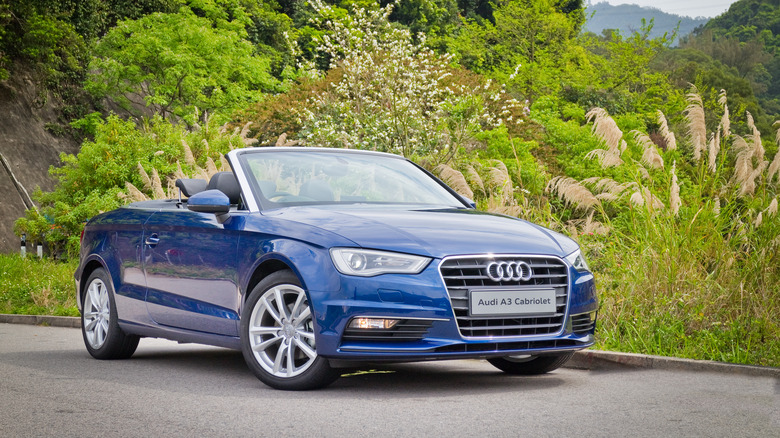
[239,149,465,209]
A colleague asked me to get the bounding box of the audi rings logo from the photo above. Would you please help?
[486,260,533,282]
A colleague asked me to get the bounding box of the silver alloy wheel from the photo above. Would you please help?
[83,278,111,349]
[248,284,317,378]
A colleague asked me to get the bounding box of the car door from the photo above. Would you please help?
[142,209,241,336]
[108,208,154,323]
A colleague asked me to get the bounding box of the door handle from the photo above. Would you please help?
[145,234,160,247]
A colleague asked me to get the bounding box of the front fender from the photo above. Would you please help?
[237,237,344,301]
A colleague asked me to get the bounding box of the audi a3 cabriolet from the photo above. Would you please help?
[76,147,598,390]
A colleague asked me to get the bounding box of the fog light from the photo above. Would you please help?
[349,318,400,330]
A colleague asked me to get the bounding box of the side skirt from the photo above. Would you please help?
[118,320,242,350]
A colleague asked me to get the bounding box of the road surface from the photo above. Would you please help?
[0,323,777,437]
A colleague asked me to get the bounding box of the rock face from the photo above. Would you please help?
[0,68,80,253]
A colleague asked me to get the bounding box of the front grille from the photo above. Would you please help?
[341,319,435,342]
[439,256,569,338]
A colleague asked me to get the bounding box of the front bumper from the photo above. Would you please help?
[333,326,595,362]
[307,258,598,361]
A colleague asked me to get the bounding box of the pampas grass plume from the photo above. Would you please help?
[719,89,730,138]
[465,165,485,196]
[150,168,165,199]
[182,139,196,166]
[205,157,219,179]
[657,110,677,151]
[137,163,152,191]
[708,128,720,173]
[585,148,623,167]
[124,182,148,203]
[685,88,707,161]
[746,111,764,160]
[769,123,780,184]
[633,130,664,169]
[220,155,232,172]
[586,108,624,168]
[435,164,474,200]
[768,198,778,217]
[547,176,600,211]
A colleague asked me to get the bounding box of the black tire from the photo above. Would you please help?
[81,268,139,360]
[488,352,574,375]
[240,270,339,390]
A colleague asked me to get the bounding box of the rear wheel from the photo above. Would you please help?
[240,271,339,390]
[81,268,139,359]
[488,352,573,375]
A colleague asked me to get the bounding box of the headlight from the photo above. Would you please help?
[565,248,590,272]
[330,248,431,277]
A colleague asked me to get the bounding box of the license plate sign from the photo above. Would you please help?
[470,289,556,316]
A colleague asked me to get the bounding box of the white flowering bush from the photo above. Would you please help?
[299,1,529,162]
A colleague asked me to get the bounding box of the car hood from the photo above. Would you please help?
[265,206,578,259]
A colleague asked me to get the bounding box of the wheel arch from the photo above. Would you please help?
[77,255,110,303]
[243,257,297,305]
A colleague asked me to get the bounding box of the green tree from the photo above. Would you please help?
[86,5,278,121]
[574,20,677,114]
[447,0,587,100]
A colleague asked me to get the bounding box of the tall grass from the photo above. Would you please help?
[590,200,779,367]
[0,254,78,316]
[557,90,779,367]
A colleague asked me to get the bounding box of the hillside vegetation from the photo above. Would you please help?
[1,0,778,367]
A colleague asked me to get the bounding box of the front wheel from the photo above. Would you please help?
[240,271,339,390]
[81,268,139,360]
[488,352,574,375]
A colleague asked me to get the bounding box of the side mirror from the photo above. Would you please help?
[187,189,231,214]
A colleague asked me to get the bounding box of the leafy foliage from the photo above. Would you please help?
[86,6,278,121]
[0,0,178,86]
[448,0,587,100]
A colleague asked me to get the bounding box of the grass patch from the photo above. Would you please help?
[583,217,780,368]
[0,254,78,316]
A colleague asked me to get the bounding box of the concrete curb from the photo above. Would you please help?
[0,314,81,329]
[2,314,777,378]
[568,349,780,378]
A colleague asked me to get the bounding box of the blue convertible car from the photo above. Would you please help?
[76,147,597,390]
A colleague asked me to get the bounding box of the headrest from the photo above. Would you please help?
[207,172,241,204]
[175,178,208,197]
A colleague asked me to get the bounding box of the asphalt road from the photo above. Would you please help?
[1,323,778,437]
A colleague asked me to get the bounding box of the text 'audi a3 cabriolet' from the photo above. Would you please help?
[76,147,598,390]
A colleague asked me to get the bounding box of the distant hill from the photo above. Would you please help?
[584,2,709,44]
